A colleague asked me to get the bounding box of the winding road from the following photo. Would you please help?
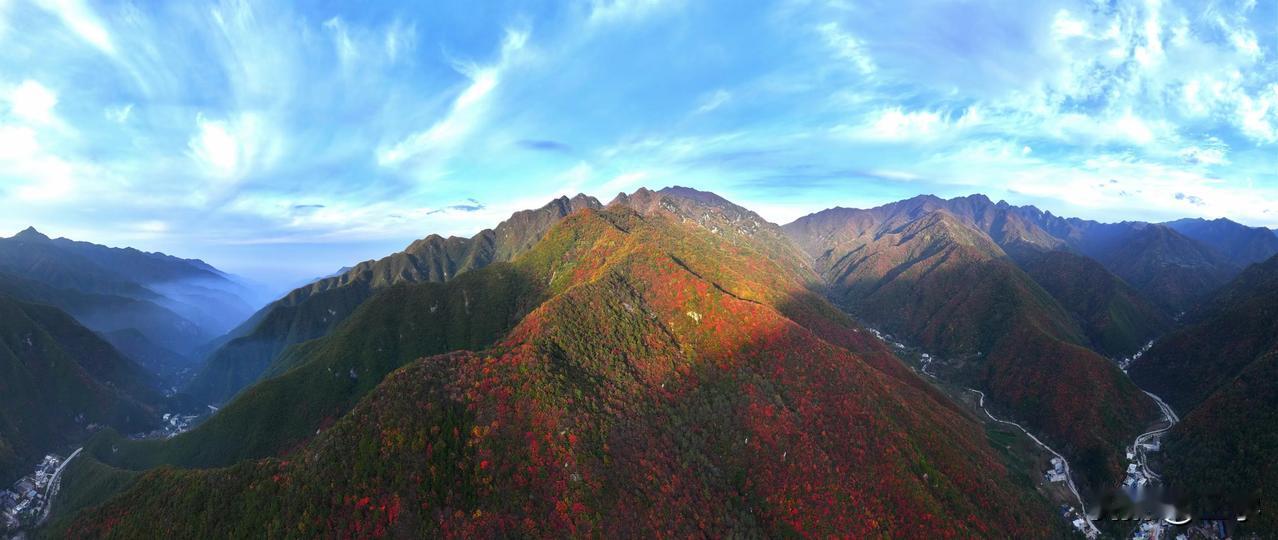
[1132,392,1179,481]
[35,447,82,528]
[967,389,1101,538]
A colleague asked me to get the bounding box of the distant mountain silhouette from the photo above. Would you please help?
[1164,217,1278,267]
[0,230,263,383]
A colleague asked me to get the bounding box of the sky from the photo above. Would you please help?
[1,0,1276,291]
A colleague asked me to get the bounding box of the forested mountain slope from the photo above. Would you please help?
[186,195,601,405]
[68,204,1057,538]
[1015,249,1172,357]
[1129,254,1278,533]
[784,205,1158,488]
[0,295,162,483]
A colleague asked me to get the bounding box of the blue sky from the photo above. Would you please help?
[1,0,1276,290]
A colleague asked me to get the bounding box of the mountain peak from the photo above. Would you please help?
[959,193,993,204]
[13,226,50,241]
[657,185,733,206]
[901,193,944,205]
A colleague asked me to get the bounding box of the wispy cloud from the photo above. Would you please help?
[323,17,358,70]
[817,22,875,75]
[426,200,486,215]
[35,0,115,55]
[587,0,679,26]
[832,107,980,142]
[518,139,572,152]
[695,89,732,114]
[376,27,529,168]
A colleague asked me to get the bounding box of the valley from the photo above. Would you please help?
[868,326,1182,540]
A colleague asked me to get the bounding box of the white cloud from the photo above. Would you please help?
[104,103,133,123]
[0,125,77,202]
[559,161,594,191]
[187,112,274,183]
[0,125,41,161]
[869,109,941,140]
[867,169,921,182]
[832,108,943,142]
[377,28,528,168]
[829,105,987,143]
[35,0,115,55]
[7,80,59,124]
[0,83,86,204]
[1236,84,1278,143]
[1178,143,1228,166]
[189,116,237,178]
[1050,111,1166,147]
[1132,0,1164,67]
[1007,153,1277,224]
[1112,112,1155,146]
[695,89,731,114]
[1230,29,1260,60]
[817,22,875,75]
[1050,9,1088,39]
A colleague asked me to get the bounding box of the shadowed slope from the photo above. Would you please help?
[186,195,601,405]
[1016,250,1172,357]
[1165,217,1278,267]
[0,295,161,483]
[1085,224,1238,314]
[1128,254,1278,534]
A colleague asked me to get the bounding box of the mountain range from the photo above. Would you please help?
[9,188,1277,538]
[64,192,1059,538]
[0,228,266,387]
